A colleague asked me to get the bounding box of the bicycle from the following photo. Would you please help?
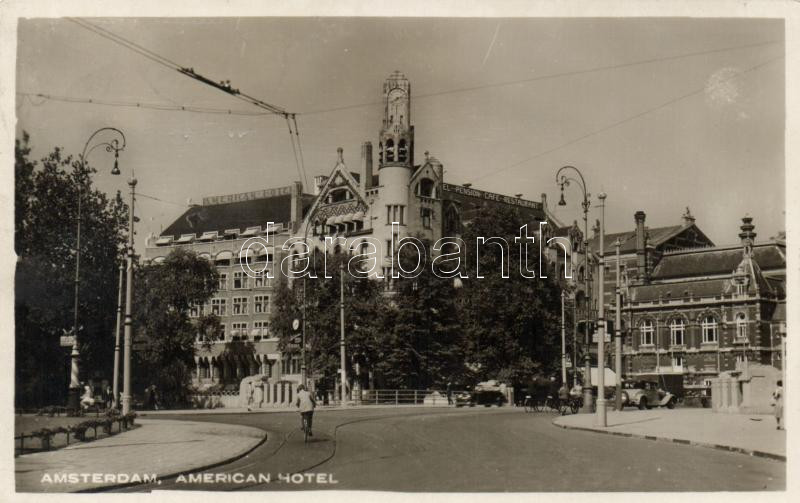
[301,413,311,444]
[523,395,534,413]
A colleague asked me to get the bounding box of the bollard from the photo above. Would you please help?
[414,390,418,404]
[395,390,399,405]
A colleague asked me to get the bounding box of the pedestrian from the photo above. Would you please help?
[772,379,784,430]
[80,383,95,411]
[104,385,113,410]
[246,380,254,411]
[151,385,160,410]
[144,385,153,410]
[446,382,453,405]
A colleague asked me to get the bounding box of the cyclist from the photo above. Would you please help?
[296,384,316,437]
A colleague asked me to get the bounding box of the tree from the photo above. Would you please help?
[458,204,564,385]
[376,242,467,389]
[15,133,128,407]
[271,251,388,394]
[133,248,218,406]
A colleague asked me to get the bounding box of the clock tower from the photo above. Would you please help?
[379,70,414,168]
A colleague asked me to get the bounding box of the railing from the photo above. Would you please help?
[353,389,464,406]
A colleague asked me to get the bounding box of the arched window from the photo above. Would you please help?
[669,318,685,346]
[385,139,395,162]
[444,204,460,234]
[736,313,747,340]
[398,139,408,162]
[702,316,718,343]
[640,320,654,346]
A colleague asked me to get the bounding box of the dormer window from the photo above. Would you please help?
[330,188,350,204]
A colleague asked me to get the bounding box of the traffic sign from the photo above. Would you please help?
[59,335,75,347]
[292,318,300,331]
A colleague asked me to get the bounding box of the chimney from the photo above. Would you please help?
[361,141,373,190]
[682,206,695,226]
[634,211,649,281]
[313,175,329,196]
[290,181,304,233]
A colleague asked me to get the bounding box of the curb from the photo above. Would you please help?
[74,425,269,493]
[552,420,786,462]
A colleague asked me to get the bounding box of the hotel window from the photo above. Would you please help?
[218,273,228,291]
[701,316,718,343]
[399,206,405,225]
[211,298,226,316]
[672,355,684,369]
[232,297,248,315]
[254,320,269,336]
[640,320,654,346]
[233,271,248,289]
[421,208,432,229]
[669,318,685,346]
[736,313,747,340]
[189,302,201,318]
[386,205,391,224]
[254,295,269,314]
[218,324,226,340]
[254,274,270,289]
[232,322,248,339]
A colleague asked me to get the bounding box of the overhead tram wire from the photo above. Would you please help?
[69,17,307,186]
[297,38,782,116]
[466,54,785,185]
[16,92,271,117]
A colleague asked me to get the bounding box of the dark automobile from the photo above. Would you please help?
[473,389,507,407]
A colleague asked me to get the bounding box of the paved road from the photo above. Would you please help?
[115,407,784,492]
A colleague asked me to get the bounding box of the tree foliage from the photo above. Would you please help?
[132,248,219,406]
[15,132,128,407]
[458,204,565,385]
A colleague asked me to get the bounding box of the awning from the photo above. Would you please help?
[198,231,218,241]
[250,328,263,337]
[334,215,345,224]
[155,236,173,246]
[267,223,283,233]
[215,250,233,261]
[342,213,354,222]
[224,228,239,237]
[240,226,261,237]
[352,211,365,221]
[176,234,195,244]
[231,329,241,337]
[240,246,258,258]
[153,256,166,264]
[198,253,211,261]
[326,216,337,225]
[266,353,280,360]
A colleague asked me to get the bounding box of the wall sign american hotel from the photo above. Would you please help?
[202,186,294,206]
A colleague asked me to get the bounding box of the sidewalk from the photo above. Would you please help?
[553,408,786,461]
[15,419,266,492]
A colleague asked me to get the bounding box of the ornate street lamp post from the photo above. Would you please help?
[68,127,126,413]
[121,174,137,415]
[614,238,623,412]
[555,165,593,414]
[595,192,608,427]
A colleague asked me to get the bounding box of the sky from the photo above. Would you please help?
[14,17,785,253]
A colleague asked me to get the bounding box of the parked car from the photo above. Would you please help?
[621,378,676,409]
[454,391,475,407]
